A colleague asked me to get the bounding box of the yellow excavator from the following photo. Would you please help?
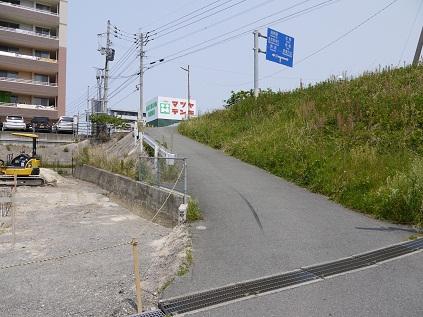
[0,133,44,186]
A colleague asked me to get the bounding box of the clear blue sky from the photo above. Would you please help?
[66,0,423,116]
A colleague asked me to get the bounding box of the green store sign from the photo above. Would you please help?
[146,102,157,117]
[160,102,171,114]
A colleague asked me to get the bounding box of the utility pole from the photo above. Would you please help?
[87,85,90,136]
[253,30,267,98]
[138,32,145,154]
[413,26,423,66]
[95,68,103,102]
[103,20,112,113]
[181,65,190,119]
[253,30,259,98]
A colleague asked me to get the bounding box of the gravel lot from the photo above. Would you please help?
[0,170,190,317]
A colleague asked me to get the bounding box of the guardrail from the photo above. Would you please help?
[143,133,176,159]
[0,1,59,16]
[0,50,57,63]
[0,76,58,87]
[0,25,58,40]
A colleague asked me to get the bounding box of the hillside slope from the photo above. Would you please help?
[179,66,423,225]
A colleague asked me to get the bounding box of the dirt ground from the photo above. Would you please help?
[0,169,190,317]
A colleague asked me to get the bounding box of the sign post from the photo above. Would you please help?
[266,28,295,67]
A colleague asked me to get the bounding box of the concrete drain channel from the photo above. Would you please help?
[134,238,423,316]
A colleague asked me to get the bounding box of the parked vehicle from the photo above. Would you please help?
[28,116,51,132]
[2,116,27,131]
[52,116,74,134]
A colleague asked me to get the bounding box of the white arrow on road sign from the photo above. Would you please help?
[272,53,289,63]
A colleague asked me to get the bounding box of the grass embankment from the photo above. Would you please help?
[179,66,423,226]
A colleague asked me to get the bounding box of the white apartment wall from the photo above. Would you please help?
[58,0,67,47]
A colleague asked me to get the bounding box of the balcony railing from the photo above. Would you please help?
[0,25,58,40]
[0,76,58,87]
[0,1,59,16]
[0,101,56,110]
[0,50,57,63]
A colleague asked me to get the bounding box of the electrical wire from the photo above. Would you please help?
[232,0,402,87]
[154,0,249,39]
[150,0,226,32]
[397,0,423,65]
[148,0,336,69]
[149,0,277,51]
[108,75,139,100]
[110,87,139,105]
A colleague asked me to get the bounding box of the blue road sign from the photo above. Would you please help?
[266,28,294,67]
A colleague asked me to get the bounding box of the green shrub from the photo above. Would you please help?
[187,199,202,222]
[74,146,138,180]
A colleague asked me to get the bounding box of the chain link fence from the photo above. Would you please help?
[138,156,187,202]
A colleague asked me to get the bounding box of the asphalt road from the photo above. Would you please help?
[146,126,422,316]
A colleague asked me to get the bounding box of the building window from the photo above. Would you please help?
[33,97,49,107]
[34,74,49,83]
[35,3,51,12]
[10,95,18,103]
[0,45,19,53]
[35,50,50,58]
[35,26,50,36]
[1,0,21,5]
[0,71,18,79]
[0,20,19,29]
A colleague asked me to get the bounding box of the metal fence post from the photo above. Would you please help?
[184,158,188,204]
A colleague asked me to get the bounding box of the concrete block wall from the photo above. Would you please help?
[73,165,184,225]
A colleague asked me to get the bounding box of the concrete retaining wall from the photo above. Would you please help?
[73,165,184,225]
[0,131,75,144]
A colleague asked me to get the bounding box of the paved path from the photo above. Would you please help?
[147,127,422,316]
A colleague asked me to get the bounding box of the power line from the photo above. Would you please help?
[154,0,249,40]
[110,87,139,105]
[108,74,139,100]
[295,0,401,66]
[149,0,277,52]
[150,0,226,32]
[233,0,401,87]
[148,0,336,69]
[398,0,423,65]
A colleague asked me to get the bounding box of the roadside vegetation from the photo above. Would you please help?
[76,146,139,180]
[187,199,202,222]
[179,65,423,226]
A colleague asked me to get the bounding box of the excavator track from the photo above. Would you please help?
[0,176,45,187]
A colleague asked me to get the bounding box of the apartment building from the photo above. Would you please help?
[0,0,67,121]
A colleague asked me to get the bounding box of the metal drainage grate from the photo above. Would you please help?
[130,309,165,317]
[303,239,423,278]
[159,270,318,315]
[403,238,423,251]
[157,238,423,315]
